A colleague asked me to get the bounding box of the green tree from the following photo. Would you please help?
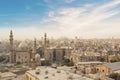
[61,59,74,66]
[44,60,51,66]
[109,73,120,80]
[110,59,117,63]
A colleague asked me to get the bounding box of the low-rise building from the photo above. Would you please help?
[96,62,120,74]
[76,61,102,74]
[25,67,94,80]
[16,51,30,63]
[0,72,17,80]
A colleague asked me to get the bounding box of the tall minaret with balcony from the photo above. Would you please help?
[44,33,50,48]
[44,33,48,60]
[9,30,15,63]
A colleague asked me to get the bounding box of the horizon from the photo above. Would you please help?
[0,30,120,41]
[0,0,120,40]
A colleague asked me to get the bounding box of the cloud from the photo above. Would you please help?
[1,0,120,40]
[40,0,120,38]
[48,11,54,17]
[64,0,76,3]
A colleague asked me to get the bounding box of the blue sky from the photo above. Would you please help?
[0,0,120,40]
[0,0,109,27]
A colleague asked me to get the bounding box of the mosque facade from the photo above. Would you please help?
[9,30,70,66]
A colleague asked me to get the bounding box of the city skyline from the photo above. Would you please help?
[0,0,120,40]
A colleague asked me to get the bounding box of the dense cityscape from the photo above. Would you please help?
[0,30,120,80]
[1,0,120,80]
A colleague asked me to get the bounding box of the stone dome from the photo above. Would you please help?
[18,40,29,50]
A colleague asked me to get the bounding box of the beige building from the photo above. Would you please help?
[44,47,70,63]
[96,62,120,74]
[16,51,30,63]
[69,50,101,64]
[0,72,17,80]
[25,67,94,80]
[76,61,102,74]
[9,30,37,65]
[9,31,71,66]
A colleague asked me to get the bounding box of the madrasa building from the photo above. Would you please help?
[9,30,71,66]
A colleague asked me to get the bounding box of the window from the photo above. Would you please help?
[97,69,99,71]
[102,70,104,72]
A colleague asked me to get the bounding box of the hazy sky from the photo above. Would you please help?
[0,0,120,40]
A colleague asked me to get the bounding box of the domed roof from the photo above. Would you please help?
[18,40,29,50]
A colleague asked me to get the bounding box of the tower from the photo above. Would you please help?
[34,38,37,53]
[9,30,15,63]
[44,33,47,48]
[32,38,37,59]
[44,33,48,61]
[30,38,37,69]
[47,39,50,47]
[10,30,13,50]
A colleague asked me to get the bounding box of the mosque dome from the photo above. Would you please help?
[18,40,29,51]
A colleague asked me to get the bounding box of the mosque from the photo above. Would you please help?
[9,30,71,67]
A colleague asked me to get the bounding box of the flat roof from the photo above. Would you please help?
[0,72,16,78]
[76,61,102,65]
[103,62,120,71]
[26,67,93,80]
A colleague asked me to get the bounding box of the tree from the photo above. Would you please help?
[109,73,120,80]
[110,59,117,63]
[16,61,21,65]
[61,59,74,66]
[44,60,51,66]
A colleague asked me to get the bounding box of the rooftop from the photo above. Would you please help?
[0,72,16,79]
[103,62,120,71]
[26,67,93,80]
[76,61,102,65]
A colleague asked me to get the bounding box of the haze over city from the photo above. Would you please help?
[0,0,120,40]
[1,0,120,80]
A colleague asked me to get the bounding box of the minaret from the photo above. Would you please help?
[9,30,14,63]
[30,38,37,69]
[10,30,13,50]
[44,33,47,48]
[32,38,37,58]
[44,33,48,61]
[34,38,37,53]
[47,39,50,47]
